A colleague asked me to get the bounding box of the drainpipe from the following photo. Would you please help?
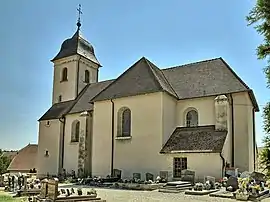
[76,56,82,97]
[229,94,235,167]
[58,116,66,174]
[219,152,225,177]
[110,99,115,177]
[252,108,256,170]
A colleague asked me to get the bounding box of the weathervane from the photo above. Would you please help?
[77,4,83,29]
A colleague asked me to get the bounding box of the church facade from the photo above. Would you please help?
[37,23,259,181]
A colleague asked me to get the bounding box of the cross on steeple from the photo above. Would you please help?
[77,4,83,29]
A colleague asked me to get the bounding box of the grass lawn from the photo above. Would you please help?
[0,190,27,202]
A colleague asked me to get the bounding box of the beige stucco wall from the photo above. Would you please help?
[52,55,78,104]
[92,92,226,180]
[37,120,62,177]
[176,96,215,127]
[233,92,255,172]
[162,93,177,145]
[92,92,168,179]
[165,153,223,181]
[63,112,92,176]
[52,55,99,105]
[77,57,99,93]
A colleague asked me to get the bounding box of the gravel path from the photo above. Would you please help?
[59,184,237,202]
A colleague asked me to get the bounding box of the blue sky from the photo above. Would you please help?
[0,0,269,150]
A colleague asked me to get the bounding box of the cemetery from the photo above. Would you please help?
[1,168,270,201]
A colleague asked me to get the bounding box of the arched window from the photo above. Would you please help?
[117,107,131,137]
[62,68,68,81]
[186,110,198,127]
[71,120,80,142]
[84,70,90,83]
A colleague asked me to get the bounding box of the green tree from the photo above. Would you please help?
[0,149,12,174]
[247,0,270,175]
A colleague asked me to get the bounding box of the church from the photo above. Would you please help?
[36,16,259,181]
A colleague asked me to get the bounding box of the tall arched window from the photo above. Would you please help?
[186,110,198,127]
[71,120,80,142]
[117,107,131,137]
[62,68,68,81]
[84,70,90,83]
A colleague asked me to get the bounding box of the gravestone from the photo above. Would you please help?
[146,173,154,181]
[18,177,22,190]
[113,169,122,179]
[60,189,66,195]
[77,188,83,196]
[250,171,266,183]
[160,171,168,180]
[11,176,15,190]
[240,171,251,179]
[181,170,195,184]
[0,175,4,187]
[133,173,141,180]
[204,176,215,184]
[40,179,48,198]
[226,176,238,192]
[66,189,70,196]
[47,178,58,200]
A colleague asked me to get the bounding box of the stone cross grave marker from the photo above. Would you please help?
[47,178,59,200]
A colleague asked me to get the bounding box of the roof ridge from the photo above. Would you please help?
[162,57,222,71]
[143,58,165,91]
[91,57,145,102]
[65,84,91,115]
[144,58,178,98]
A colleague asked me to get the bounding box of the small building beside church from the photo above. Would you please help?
[36,19,259,181]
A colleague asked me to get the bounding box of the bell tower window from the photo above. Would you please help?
[84,70,90,83]
[61,68,68,82]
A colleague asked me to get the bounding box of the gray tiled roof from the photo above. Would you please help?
[51,29,101,66]
[68,79,114,114]
[38,80,114,121]
[38,100,75,121]
[91,57,259,111]
[160,125,227,153]
[162,58,248,99]
[92,57,178,102]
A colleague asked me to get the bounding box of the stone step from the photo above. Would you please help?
[166,181,191,186]
[159,183,193,193]
[158,188,181,193]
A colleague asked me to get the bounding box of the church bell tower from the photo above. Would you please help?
[51,5,101,104]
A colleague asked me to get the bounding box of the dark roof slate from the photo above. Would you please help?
[160,125,227,153]
[91,57,178,102]
[162,58,248,99]
[51,29,101,66]
[69,79,114,114]
[38,100,75,121]
[91,57,259,111]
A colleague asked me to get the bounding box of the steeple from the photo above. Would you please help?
[76,4,82,30]
[50,5,102,104]
[51,4,101,66]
